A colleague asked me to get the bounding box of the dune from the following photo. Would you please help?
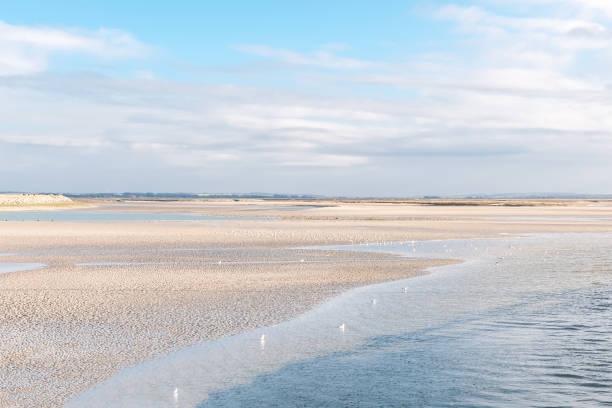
[0,193,86,211]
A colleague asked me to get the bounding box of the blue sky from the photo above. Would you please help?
[4,1,457,82]
[1,1,612,195]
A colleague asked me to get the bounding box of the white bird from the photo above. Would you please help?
[371,299,377,305]
[402,287,407,293]
[173,387,179,401]
[338,323,346,331]
[260,334,265,342]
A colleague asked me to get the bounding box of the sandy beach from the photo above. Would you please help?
[2,199,612,407]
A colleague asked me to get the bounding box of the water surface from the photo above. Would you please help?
[0,263,45,275]
[68,234,612,407]
[0,210,275,222]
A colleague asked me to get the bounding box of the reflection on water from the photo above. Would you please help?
[67,234,612,407]
[0,210,276,222]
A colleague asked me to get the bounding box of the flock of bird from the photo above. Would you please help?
[170,238,521,403]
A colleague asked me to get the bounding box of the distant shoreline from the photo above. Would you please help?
[4,191,612,200]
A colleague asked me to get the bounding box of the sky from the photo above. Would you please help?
[1,0,612,196]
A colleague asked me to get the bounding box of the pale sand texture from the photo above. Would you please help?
[0,248,444,407]
[1,199,612,407]
[0,193,71,206]
[0,194,87,211]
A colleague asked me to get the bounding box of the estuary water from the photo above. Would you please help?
[0,210,274,222]
[0,262,44,275]
[67,234,612,407]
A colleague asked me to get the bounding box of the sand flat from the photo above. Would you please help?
[1,199,612,407]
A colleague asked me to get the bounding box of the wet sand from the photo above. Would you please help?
[1,199,612,407]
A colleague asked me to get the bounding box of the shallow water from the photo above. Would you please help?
[0,262,45,275]
[237,205,328,212]
[68,234,612,407]
[0,210,275,222]
[76,258,405,267]
[467,215,612,223]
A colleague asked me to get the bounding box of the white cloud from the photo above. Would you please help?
[437,4,612,63]
[442,5,606,37]
[235,44,373,70]
[508,0,612,18]
[0,21,149,76]
[481,0,612,19]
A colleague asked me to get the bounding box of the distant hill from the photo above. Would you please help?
[63,192,612,200]
[2,192,611,200]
